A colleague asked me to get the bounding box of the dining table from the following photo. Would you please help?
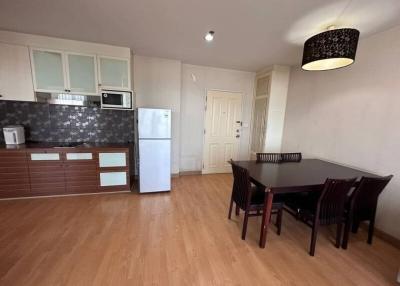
[233,159,377,248]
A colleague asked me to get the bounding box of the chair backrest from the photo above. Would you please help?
[281,153,302,162]
[230,161,252,209]
[256,152,302,163]
[317,178,357,225]
[351,175,393,221]
[256,153,282,163]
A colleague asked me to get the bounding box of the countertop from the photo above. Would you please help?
[0,142,131,151]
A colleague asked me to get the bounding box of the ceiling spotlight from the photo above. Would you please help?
[205,31,215,42]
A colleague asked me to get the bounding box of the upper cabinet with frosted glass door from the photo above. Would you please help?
[30,48,98,95]
[31,48,67,93]
[66,52,98,95]
[97,56,131,90]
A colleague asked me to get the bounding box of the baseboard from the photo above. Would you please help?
[0,191,132,201]
[179,171,202,176]
[360,223,400,249]
[134,174,182,179]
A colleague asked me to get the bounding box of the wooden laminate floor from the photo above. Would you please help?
[0,174,399,286]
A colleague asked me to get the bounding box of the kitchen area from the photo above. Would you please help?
[0,30,172,199]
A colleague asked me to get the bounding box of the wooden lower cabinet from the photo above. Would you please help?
[98,150,130,192]
[0,151,30,198]
[64,152,99,194]
[28,151,66,195]
[0,146,130,199]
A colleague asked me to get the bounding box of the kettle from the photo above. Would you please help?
[3,125,25,145]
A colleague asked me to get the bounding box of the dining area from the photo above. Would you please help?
[228,153,393,256]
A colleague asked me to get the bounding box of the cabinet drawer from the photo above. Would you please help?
[99,153,126,167]
[30,153,60,161]
[100,172,127,186]
[66,152,93,160]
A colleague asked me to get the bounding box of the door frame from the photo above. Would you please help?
[201,89,244,174]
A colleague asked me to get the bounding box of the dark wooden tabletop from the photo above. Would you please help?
[233,159,377,193]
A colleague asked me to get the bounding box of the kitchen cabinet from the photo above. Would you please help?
[31,48,66,93]
[64,151,98,194]
[98,151,130,190]
[31,48,99,95]
[0,151,30,198]
[66,53,98,95]
[30,49,130,95]
[99,152,126,167]
[0,145,131,199]
[100,172,127,186]
[0,43,35,102]
[98,56,130,90]
[28,151,66,195]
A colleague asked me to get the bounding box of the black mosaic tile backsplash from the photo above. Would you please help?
[0,100,135,144]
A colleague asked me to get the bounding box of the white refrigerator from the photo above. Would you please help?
[137,108,171,193]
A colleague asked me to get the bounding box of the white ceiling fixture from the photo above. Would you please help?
[205,31,215,42]
[0,0,399,71]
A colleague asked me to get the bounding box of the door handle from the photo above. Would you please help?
[236,135,240,138]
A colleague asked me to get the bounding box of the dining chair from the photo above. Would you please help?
[285,177,357,256]
[281,152,302,162]
[256,152,302,163]
[342,175,393,249]
[229,161,285,239]
[256,153,282,163]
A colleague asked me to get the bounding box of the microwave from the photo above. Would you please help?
[101,90,133,110]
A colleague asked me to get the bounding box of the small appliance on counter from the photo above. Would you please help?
[3,125,25,145]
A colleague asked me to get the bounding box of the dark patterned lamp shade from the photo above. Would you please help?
[302,28,360,71]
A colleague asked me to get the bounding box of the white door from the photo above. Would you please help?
[203,90,242,174]
[0,43,35,101]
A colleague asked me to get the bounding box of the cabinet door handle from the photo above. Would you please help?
[0,94,3,98]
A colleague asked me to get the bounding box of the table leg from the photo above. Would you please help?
[259,189,274,248]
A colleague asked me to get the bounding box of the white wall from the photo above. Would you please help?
[134,55,181,174]
[282,25,400,239]
[180,64,255,172]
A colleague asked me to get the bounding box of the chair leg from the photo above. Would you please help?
[242,211,249,240]
[235,204,240,216]
[336,223,343,248]
[352,220,359,233]
[276,208,283,235]
[367,218,375,244]
[342,218,351,249]
[310,223,319,256]
[228,198,234,219]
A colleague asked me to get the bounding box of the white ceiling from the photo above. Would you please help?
[0,0,399,71]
